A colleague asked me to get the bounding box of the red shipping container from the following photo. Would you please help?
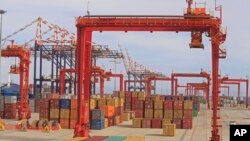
[49,99,59,109]
[182,118,192,129]
[108,116,114,126]
[4,103,17,112]
[142,119,151,128]
[70,99,77,109]
[125,97,131,103]
[164,100,173,110]
[70,109,78,119]
[173,101,183,110]
[144,100,153,109]
[124,103,131,111]
[132,101,144,110]
[70,119,77,129]
[115,107,124,116]
[134,110,143,118]
[172,96,178,101]
[131,97,138,102]
[173,119,182,129]
[183,110,193,118]
[60,118,69,128]
[151,119,162,128]
[4,111,16,119]
[125,92,132,97]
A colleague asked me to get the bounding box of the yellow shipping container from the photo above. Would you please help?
[50,108,59,119]
[162,119,172,127]
[144,109,153,118]
[163,124,176,136]
[164,110,173,119]
[107,98,119,107]
[60,109,70,119]
[124,136,145,141]
[118,98,124,107]
[184,100,193,110]
[173,110,183,119]
[97,99,107,108]
[154,100,163,109]
[115,116,120,125]
[123,112,130,121]
[137,92,146,100]
[118,91,125,98]
[154,109,163,119]
[89,99,97,109]
[104,118,108,128]
[132,118,142,128]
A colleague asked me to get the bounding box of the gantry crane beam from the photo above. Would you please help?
[75,12,226,140]
[104,72,124,91]
[59,66,105,97]
[1,45,31,120]
[176,84,188,95]
[171,71,211,109]
[187,82,209,97]
[221,77,248,108]
[124,80,147,92]
[220,81,241,103]
[146,76,176,95]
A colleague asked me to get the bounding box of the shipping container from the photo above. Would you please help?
[151,118,162,128]
[154,109,163,119]
[164,110,173,119]
[60,99,70,109]
[163,124,175,136]
[173,100,183,110]
[142,119,151,128]
[173,110,183,119]
[164,100,173,110]
[144,109,153,118]
[132,118,142,128]
[172,119,182,129]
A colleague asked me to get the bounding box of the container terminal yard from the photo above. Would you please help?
[0,0,250,141]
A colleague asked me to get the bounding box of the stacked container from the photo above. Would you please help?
[4,96,17,119]
[91,109,104,130]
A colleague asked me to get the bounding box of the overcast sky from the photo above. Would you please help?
[0,0,250,95]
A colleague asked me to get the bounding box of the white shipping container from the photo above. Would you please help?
[4,96,17,103]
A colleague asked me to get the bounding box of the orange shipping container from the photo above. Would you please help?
[97,99,107,108]
[107,98,119,107]
[70,109,78,119]
[99,105,115,117]
[50,108,59,119]
[154,109,163,119]
[144,109,153,119]
[70,99,77,109]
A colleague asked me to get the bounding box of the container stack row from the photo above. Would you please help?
[89,95,125,130]
[38,93,78,129]
[128,92,200,129]
[0,95,17,119]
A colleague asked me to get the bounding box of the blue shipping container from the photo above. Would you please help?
[91,119,104,130]
[60,99,70,109]
[91,109,104,120]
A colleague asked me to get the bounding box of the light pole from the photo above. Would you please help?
[110,59,121,91]
[0,9,6,94]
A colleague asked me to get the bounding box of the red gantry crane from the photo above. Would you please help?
[74,0,226,140]
[1,44,31,120]
[171,70,211,109]
[105,71,124,92]
[221,76,248,108]
[146,76,177,95]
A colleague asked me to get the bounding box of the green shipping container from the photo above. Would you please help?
[103,136,127,141]
[193,110,198,117]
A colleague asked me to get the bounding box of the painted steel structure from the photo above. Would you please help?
[75,3,226,140]
[146,76,176,95]
[104,71,124,91]
[220,81,240,102]
[221,77,248,108]
[1,45,31,119]
[171,71,211,109]
[220,85,230,97]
